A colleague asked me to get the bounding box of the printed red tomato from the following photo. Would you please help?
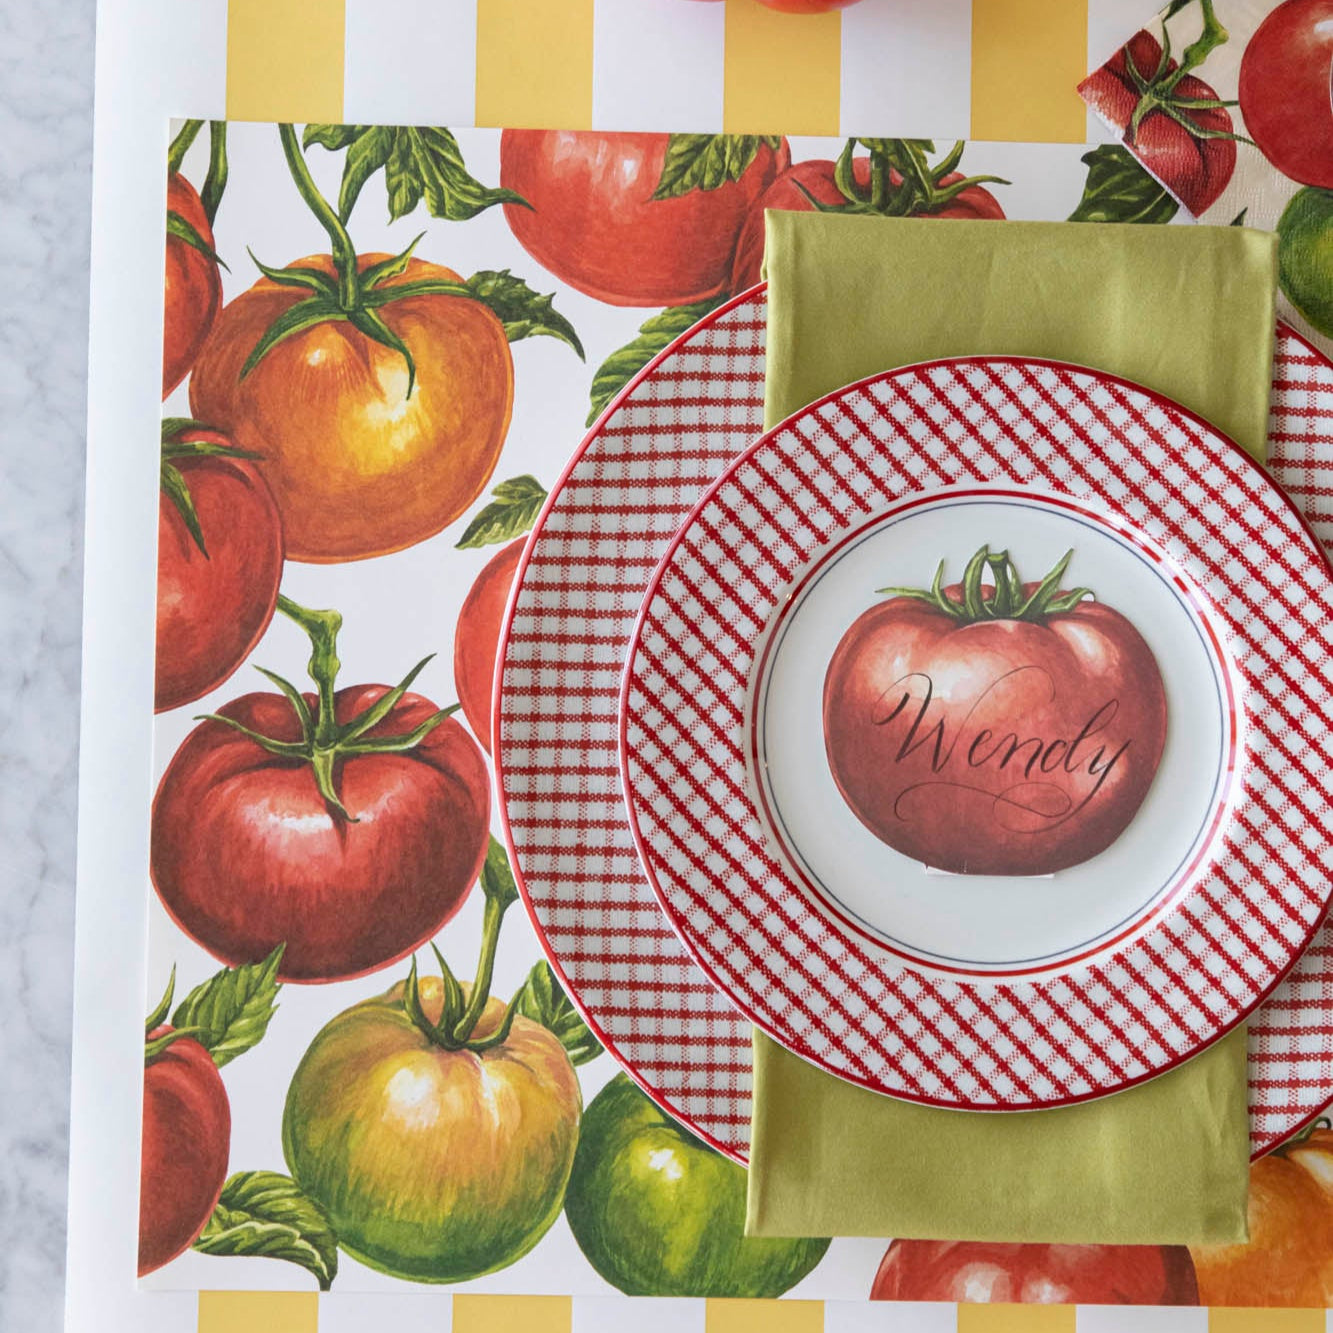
[756,0,863,10]
[729,154,1005,292]
[499,131,789,306]
[1239,0,1333,188]
[823,547,1167,876]
[871,1240,1199,1305]
[1191,1126,1333,1306]
[139,1028,230,1276]
[454,539,524,754]
[190,254,513,563]
[1081,31,1236,214]
[283,975,581,1282]
[152,599,491,983]
[163,174,222,398]
[565,1073,829,1296]
[156,422,283,712]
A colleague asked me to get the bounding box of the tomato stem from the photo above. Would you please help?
[878,545,1093,624]
[168,120,204,176]
[278,123,361,311]
[198,596,460,821]
[201,121,229,228]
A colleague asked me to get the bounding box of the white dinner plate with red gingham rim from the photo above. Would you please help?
[618,355,1333,1110]
[494,287,1333,1150]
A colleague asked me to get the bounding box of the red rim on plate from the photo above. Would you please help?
[618,356,1333,1111]
[495,288,1333,1154]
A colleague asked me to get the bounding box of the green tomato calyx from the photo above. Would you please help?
[877,544,1093,625]
[197,594,459,821]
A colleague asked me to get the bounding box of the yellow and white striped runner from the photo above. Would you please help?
[222,0,1150,141]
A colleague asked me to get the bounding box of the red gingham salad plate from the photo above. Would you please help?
[494,286,1333,1148]
[618,355,1333,1110]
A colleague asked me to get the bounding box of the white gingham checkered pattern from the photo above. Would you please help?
[621,356,1333,1109]
[496,290,1333,1155]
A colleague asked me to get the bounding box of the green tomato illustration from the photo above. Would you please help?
[1278,188,1333,338]
[565,1074,830,1296]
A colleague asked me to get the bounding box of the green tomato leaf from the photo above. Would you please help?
[166,210,226,269]
[455,474,547,550]
[479,835,520,911]
[652,134,783,201]
[587,298,722,426]
[305,124,526,223]
[160,459,209,557]
[515,960,603,1066]
[192,1171,338,1291]
[171,945,284,1069]
[465,270,585,358]
[1068,145,1179,225]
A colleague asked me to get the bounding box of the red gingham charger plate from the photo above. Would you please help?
[494,287,1333,1151]
[618,356,1333,1110]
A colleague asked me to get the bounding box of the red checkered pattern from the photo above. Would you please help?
[496,288,1333,1155]
[621,355,1333,1110]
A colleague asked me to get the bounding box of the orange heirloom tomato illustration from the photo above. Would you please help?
[190,251,513,563]
[823,546,1167,875]
[1190,1125,1333,1307]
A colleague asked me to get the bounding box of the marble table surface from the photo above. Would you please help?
[0,0,96,1329]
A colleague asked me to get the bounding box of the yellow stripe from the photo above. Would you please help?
[225,0,344,122]
[706,1298,823,1333]
[475,0,594,130]
[723,0,840,137]
[957,1305,1074,1333]
[453,1294,572,1333]
[197,1292,318,1333]
[1209,1311,1327,1333]
[970,0,1087,143]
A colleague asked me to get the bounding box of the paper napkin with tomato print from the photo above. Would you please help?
[746,211,1278,1245]
[1080,0,1333,357]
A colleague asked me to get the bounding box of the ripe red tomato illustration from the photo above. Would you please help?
[871,1240,1199,1305]
[823,547,1167,876]
[151,683,491,982]
[755,0,862,9]
[283,975,581,1282]
[139,1028,230,1276]
[454,539,524,754]
[499,131,789,306]
[1081,31,1237,214]
[156,423,283,712]
[1239,0,1333,189]
[163,173,222,398]
[729,155,1005,293]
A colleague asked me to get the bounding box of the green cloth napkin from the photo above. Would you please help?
[747,213,1278,1245]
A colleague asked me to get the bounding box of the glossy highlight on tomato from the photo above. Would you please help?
[139,1028,230,1276]
[871,1240,1199,1305]
[500,131,789,306]
[283,976,581,1282]
[190,253,513,562]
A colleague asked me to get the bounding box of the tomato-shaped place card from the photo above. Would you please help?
[618,357,1333,1110]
